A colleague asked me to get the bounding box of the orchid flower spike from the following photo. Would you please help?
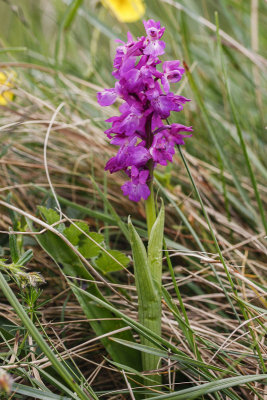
[97,20,193,202]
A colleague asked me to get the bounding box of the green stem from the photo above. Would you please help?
[145,164,157,238]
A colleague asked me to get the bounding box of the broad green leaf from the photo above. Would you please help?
[128,217,156,306]
[35,229,92,280]
[147,202,165,291]
[63,222,104,258]
[128,217,163,379]
[38,206,60,225]
[35,187,115,225]
[143,202,165,379]
[95,249,129,273]
[28,219,140,370]
[69,283,169,349]
[148,374,267,400]
[71,284,141,370]
[79,232,104,258]
[63,221,89,245]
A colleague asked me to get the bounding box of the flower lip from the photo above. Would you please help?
[143,19,165,40]
[167,71,182,82]
[147,28,158,38]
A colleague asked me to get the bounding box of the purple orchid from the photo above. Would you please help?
[143,19,166,57]
[105,137,150,173]
[150,133,175,166]
[97,19,193,202]
[97,88,117,106]
[161,61,185,93]
[121,167,150,202]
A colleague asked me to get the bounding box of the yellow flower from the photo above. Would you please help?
[102,0,145,22]
[0,71,16,106]
[0,368,13,394]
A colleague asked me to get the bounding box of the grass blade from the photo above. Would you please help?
[147,374,267,400]
[0,271,97,400]
[215,12,267,234]
[12,384,71,400]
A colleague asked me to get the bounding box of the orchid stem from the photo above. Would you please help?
[145,162,157,238]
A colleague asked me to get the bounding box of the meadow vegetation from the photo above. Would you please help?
[0,0,266,398]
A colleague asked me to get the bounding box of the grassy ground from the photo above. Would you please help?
[0,0,266,399]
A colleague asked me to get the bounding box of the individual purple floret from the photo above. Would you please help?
[121,167,150,202]
[97,19,193,202]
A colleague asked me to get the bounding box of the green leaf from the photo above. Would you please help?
[128,217,160,378]
[71,284,141,370]
[128,217,156,307]
[12,384,71,400]
[63,221,89,245]
[111,338,225,372]
[148,374,267,400]
[9,232,19,263]
[95,249,129,273]
[63,0,83,31]
[79,232,104,258]
[63,222,104,258]
[38,206,60,225]
[28,219,140,371]
[70,283,235,385]
[17,249,33,266]
[147,202,165,291]
[35,187,115,225]
[35,229,92,280]
[0,271,96,400]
